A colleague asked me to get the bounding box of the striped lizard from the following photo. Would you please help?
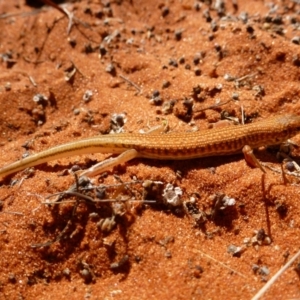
[0,114,300,179]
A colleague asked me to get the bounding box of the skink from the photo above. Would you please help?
[0,114,300,178]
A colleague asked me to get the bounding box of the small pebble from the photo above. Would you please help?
[162,80,171,89]
[174,29,183,41]
[83,90,93,102]
[291,36,300,45]
[106,63,116,74]
[285,161,295,171]
[258,266,270,276]
[4,82,11,91]
[232,92,239,100]
[169,58,178,67]
[73,108,80,115]
[194,67,201,76]
[161,6,170,17]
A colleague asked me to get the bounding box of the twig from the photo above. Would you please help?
[41,0,92,35]
[41,0,74,34]
[43,194,157,204]
[70,60,86,78]
[192,248,247,279]
[194,99,232,113]
[240,105,245,125]
[0,8,45,19]
[0,211,24,216]
[261,162,300,178]
[251,249,300,300]
[23,56,45,64]
[28,75,37,87]
[236,72,257,82]
[280,163,289,185]
[119,74,142,93]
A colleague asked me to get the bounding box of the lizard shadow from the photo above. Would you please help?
[29,149,288,265]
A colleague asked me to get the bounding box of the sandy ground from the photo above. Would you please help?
[1,0,300,299]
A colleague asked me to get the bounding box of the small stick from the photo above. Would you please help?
[70,60,86,78]
[251,249,300,300]
[262,162,300,178]
[119,74,142,93]
[280,163,289,185]
[42,197,156,204]
[28,75,37,87]
[240,105,245,125]
[193,248,247,279]
[194,99,232,113]
[0,211,24,216]
[41,0,74,34]
[236,72,257,82]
